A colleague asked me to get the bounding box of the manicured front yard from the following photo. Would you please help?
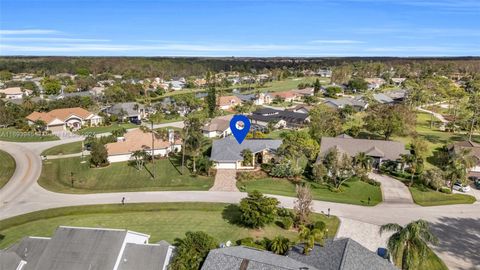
[41,141,84,156]
[76,123,138,135]
[0,128,59,142]
[0,150,16,189]
[38,156,213,193]
[238,178,382,206]
[0,202,340,249]
[409,187,476,206]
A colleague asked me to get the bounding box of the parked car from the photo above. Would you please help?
[130,119,142,125]
[453,182,471,192]
[474,179,480,190]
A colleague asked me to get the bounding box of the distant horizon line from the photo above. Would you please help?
[1,55,480,59]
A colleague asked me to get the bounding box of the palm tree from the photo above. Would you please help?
[33,120,47,137]
[446,148,476,190]
[131,150,147,170]
[353,152,372,172]
[380,220,438,270]
[269,236,291,255]
[400,154,422,186]
[298,225,324,255]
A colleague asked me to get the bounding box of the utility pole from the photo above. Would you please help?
[151,120,155,179]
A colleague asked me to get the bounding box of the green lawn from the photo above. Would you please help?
[253,77,329,94]
[238,178,382,206]
[0,202,340,249]
[0,128,59,142]
[41,141,84,156]
[76,123,138,135]
[409,187,476,206]
[0,150,15,189]
[38,156,214,193]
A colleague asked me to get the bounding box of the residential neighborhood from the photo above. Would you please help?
[1,1,480,269]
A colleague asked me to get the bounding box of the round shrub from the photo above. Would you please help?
[281,217,293,230]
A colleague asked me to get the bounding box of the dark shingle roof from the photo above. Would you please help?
[210,137,282,162]
[201,246,317,270]
[118,242,172,270]
[250,108,309,125]
[7,236,50,270]
[288,239,397,270]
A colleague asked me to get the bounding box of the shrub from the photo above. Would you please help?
[239,191,280,228]
[313,221,326,231]
[277,207,294,218]
[440,187,452,194]
[281,217,293,230]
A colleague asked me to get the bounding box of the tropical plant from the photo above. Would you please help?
[239,191,279,228]
[269,236,291,255]
[380,220,438,270]
[298,225,325,255]
[241,149,253,166]
[446,148,476,190]
[170,231,218,270]
[131,149,148,170]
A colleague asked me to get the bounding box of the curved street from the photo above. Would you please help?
[0,139,479,270]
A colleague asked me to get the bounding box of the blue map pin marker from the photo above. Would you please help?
[230,115,251,144]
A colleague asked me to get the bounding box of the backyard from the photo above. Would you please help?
[0,150,16,189]
[0,202,340,249]
[238,178,382,206]
[0,128,59,142]
[38,156,214,193]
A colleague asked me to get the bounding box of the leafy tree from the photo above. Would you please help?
[322,148,354,190]
[312,162,327,183]
[446,148,476,190]
[422,168,444,191]
[75,67,90,76]
[278,130,319,161]
[309,104,343,142]
[380,220,438,270]
[183,115,207,173]
[239,191,279,228]
[298,225,325,255]
[401,153,423,186]
[324,86,342,98]
[294,184,313,226]
[170,231,218,270]
[347,78,368,92]
[0,70,12,81]
[241,149,253,166]
[41,77,62,95]
[269,236,291,255]
[131,150,148,170]
[89,141,109,167]
[32,120,47,136]
[313,78,321,95]
[364,104,415,140]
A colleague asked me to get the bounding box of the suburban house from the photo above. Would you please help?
[287,238,397,270]
[449,141,480,178]
[270,91,300,102]
[217,95,242,110]
[391,78,406,86]
[202,238,395,270]
[384,88,408,103]
[202,115,232,138]
[3,226,174,270]
[210,137,282,169]
[287,104,313,114]
[317,135,408,168]
[26,107,103,132]
[372,93,394,104]
[0,87,33,99]
[323,97,368,110]
[249,108,309,129]
[365,78,386,90]
[104,102,150,122]
[235,92,272,105]
[201,246,315,270]
[293,87,315,97]
[106,129,181,163]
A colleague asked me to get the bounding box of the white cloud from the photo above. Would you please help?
[0,29,60,35]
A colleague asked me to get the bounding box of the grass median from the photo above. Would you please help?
[0,150,16,189]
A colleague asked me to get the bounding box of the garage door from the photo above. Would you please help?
[48,124,65,132]
[216,162,237,169]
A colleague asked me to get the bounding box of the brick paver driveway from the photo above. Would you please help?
[209,169,239,192]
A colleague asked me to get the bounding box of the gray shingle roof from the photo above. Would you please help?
[7,236,50,270]
[118,242,172,270]
[324,97,367,109]
[33,226,128,270]
[0,251,24,270]
[201,246,318,270]
[250,108,309,125]
[373,93,394,104]
[288,239,397,270]
[106,102,144,117]
[210,137,282,162]
[318,137,407,161]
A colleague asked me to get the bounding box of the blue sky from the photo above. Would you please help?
[0,0,479,56]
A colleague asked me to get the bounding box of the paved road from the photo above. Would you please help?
[0,140,479,269]
[418,106,449,124]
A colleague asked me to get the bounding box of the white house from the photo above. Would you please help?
[0,87,32,99]
[26,107,103,132]
[106,129,182,163]
[217,95,242,110]
[202,115,232,138]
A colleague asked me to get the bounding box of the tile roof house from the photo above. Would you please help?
[249,108,309,129]
[4,226,174,270]
[235,93,272,105]
[210,136,282,169]
[26,107,103,132]
[201,246,316,270]
[106,128,182,163]
[202,115,233,138]
[288,239,397,270]
[317,136,408,168]
[270,91,300,102]
[449,141,480,178]
[218,95,242,110]
[0,87,33,99]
